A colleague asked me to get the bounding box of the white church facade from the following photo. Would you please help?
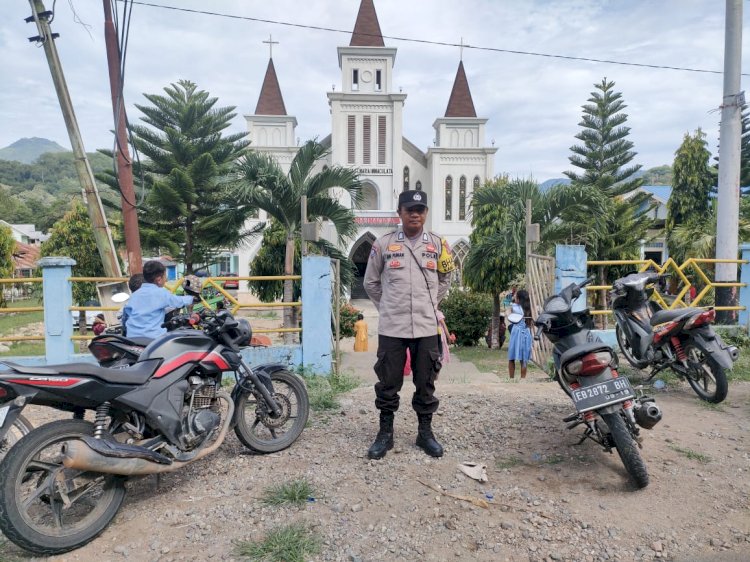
[237,0,497,295]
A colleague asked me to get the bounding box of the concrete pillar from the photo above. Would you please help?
[555,245,588,312]
[738,243,750,331]
[301,255,333,374]
[39,257,76,363]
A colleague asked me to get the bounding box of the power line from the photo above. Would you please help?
[121,0,749,77]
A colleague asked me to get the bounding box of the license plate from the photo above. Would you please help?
[0,405,8,428]
[571,378,635,413]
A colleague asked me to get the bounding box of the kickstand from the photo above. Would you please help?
[574,429,590,446]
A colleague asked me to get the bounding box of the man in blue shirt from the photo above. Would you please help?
[123,261,195,339]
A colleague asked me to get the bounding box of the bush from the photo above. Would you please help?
[441,289,492,346]
[336,301,361,339]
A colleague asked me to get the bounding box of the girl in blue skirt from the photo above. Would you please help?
[506,289,533,380]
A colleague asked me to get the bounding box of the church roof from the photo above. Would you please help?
[444,61,477,118]
[350,0,385,47]
[254,58,287,116]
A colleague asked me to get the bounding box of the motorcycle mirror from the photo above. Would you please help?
[111,292,130,304]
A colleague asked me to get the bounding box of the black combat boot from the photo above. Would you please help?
[415,413,443,457]
[367,412,394,460]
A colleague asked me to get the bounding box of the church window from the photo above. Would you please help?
[363,116,371,164]
[352,69,359,91]
[403,166,410,191]
[378,116,386,165]
[375,70,382,92]
[347,115,356,164]
[459,176,467,220]
[452,240,471,286]
[473,175,481,199]
[445,176,453,220]
[416,180,422,191]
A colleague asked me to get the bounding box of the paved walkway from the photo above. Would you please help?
[339,299,499,387]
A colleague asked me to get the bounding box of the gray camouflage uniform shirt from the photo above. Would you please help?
[364,229,452,338]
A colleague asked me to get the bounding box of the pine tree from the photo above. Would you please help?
[666,129,713,263]
[129,80,250,272]
[563,78,652,265]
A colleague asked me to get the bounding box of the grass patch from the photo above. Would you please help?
[235,523,320,562]
[698,400,725,412]
[453,345,545,375]
[669,444,711,463]
[544,454,565,465]
[495,456,524,469]
[0,299,44,336]
[0,341,45,357]
[261,478,314,507]
[302,370,360,411]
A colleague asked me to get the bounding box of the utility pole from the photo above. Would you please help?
[103,0,142,274]
[26,0,122,278]
[715,0,743,323]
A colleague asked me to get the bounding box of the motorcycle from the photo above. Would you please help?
[0,309,309,555]
[612,272,739,403]
[535,277,662,489]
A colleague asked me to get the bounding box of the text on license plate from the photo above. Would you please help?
[571,379,634,411]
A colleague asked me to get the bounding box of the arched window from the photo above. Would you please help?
[403,166,410,191]
[473,175,480,191]
[360,183,379,210]
[459,175,467,221]
[415,180,422,191]
[452,240,471,286]
[445,176,453,221]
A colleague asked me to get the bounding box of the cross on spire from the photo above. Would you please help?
[263,34,279,59]
[459,37,465,61]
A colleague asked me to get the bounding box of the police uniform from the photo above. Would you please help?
[363,190,454,459]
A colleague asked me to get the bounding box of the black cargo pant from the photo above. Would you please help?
[373,334,441,415]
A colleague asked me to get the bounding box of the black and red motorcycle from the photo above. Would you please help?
[0,309,309,555]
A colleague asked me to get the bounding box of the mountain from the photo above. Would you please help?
[539,178,571,191]
[0,137,69,164]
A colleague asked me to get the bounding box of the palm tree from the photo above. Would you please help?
[212,140,362,339]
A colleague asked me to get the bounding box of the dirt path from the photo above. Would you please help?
[3,370,748,562]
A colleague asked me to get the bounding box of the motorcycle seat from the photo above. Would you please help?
[559,341,613,367]
[1,358,161,385]
[92,334,153,347]
[650,307,703,326]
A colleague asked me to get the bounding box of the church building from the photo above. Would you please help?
[237,0,497,295]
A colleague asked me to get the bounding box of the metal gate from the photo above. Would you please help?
[526,253,555,368]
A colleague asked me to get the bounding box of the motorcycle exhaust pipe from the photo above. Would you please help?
[727,345,739,362]
[62,395,234,476]
[634,402,662,430]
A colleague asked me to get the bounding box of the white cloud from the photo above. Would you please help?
[0,0,746,180]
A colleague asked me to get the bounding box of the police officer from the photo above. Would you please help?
[364,190,454,459]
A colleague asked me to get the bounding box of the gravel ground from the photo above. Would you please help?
[1,372,748,562]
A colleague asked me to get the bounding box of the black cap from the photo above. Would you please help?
[398,190,428,209]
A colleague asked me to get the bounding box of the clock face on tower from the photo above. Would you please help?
[361,70,372,83]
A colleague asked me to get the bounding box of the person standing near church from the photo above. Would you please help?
[353,313,369,352]
[363,190,455,459]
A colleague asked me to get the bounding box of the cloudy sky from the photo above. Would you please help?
[0,0,747,181]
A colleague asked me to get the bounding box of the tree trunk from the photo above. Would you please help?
[491,293,501,349]
[598,266,607,330]
[78,310,87,352]
[282,234,295,345]
[185,211,193,274]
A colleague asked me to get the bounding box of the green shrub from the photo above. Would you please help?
[441,289,492,346]
[335,301,361,339]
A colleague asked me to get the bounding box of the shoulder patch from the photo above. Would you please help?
[369,246,378,259]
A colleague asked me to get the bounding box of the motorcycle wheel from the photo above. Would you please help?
[615,325,642,368]
[0,420,126,556]
[234,370,310,453]
[0,415,33,462]
[683,343,728,403]
[600,412,649,489]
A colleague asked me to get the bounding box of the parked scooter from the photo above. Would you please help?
[0,309,309,555]
[611,272,739,403]
[535,277,662,489]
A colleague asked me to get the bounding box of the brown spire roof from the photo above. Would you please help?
[254,58,287,116]
[350,0,385,47]
[444,61,477,118]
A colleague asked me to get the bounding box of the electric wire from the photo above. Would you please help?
[119,0,749,77]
